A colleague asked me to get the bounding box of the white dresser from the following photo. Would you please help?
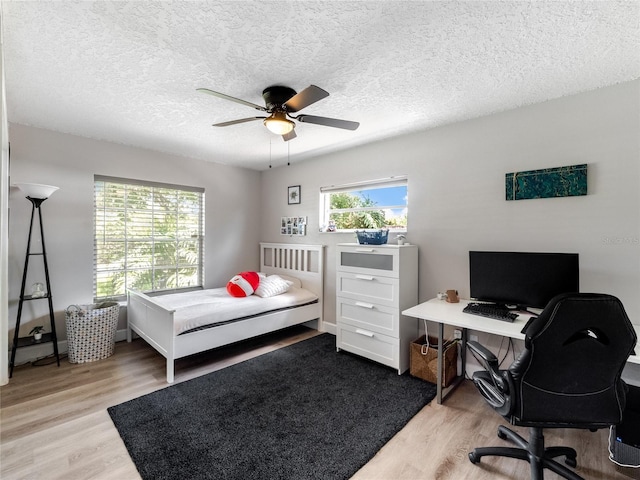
[336,243,419,374]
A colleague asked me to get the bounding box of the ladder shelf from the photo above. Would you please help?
[9,197,60,377]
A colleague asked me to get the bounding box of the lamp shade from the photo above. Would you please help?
[264,112,295,135]
[15,183,59,199]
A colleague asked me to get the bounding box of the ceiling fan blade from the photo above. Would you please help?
[296,114,359,131]
[284,85,329,112]
[212,117,266,127]
[282,130,297,142]
[197,88,267,112]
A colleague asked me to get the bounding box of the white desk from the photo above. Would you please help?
[403,298,640,404]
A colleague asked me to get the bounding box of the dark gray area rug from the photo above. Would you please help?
[108,333,436,480]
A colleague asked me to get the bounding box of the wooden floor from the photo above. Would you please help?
[1,326,634,480]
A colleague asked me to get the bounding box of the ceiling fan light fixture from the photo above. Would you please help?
[264,111,295,135]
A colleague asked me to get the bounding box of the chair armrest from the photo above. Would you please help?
[467,340,508,393]
[468,340,498,366]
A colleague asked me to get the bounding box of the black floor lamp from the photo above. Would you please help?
[9,183,60,377]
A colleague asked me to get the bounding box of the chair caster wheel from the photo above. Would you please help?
[497,428,507,440]
[469,452,480,464]
[564,457,577,468]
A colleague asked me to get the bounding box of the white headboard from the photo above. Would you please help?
[259,243,324,302]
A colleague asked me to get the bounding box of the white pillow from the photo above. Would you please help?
[276,274,302,288]
[254,275,293,298]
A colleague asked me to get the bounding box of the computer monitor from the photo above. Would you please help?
[469,251,579,310]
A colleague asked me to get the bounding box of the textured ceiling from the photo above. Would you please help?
[3,1,639,170]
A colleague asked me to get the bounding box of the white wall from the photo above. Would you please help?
[0,10,9,385]
[259,80,640,367]
[8,125,262,347]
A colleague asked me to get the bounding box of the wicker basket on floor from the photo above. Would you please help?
[410,335,458,387]
[65,302,120,363]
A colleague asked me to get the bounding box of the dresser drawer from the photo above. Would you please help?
[337,271,398,308]
[337,297,398,337]
[337,323,398,370]
[337,246,399,277]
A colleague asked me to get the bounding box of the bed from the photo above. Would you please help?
[126,243,325,382]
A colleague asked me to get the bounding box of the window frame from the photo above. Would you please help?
[93,175,205,301]
[319,176,408,233]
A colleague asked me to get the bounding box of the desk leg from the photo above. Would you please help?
[436,324,467,405]
[461,328,467,380]
[436,322,444,404]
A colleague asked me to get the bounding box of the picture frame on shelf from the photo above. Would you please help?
[288,185,301,204]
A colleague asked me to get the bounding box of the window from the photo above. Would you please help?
[320,177,408,232]
[94,175,204,300]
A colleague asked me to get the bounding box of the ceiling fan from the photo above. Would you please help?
[197,85,359,141]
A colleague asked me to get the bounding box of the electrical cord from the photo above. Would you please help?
[498,338,515,367]
[496,336,507,365]
[421,319,430,355]
[419,319,460,375]
[32,353,68,366]
[466,336,518,379]
[14,353,68,368]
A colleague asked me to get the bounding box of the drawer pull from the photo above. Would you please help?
[355,248,375,252]
[355,274,375,281]
[355,301,375,309]
[355,329,375,338]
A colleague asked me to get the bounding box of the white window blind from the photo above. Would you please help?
[94,175,204,300]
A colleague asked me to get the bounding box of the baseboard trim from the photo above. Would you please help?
[10,324,336,366]
[9,328,129,366]
[322,322,336,335]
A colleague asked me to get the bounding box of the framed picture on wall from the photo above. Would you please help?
[288,185,301,204]
[281,216,306,236]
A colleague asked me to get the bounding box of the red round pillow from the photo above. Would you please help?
[226,271,260,297]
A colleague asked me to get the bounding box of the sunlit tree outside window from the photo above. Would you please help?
[94,177,204,300]
[320,179,408,232]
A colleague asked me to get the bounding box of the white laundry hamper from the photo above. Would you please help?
[65,302,120,363]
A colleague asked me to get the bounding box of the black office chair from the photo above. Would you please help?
[467,293,637,480]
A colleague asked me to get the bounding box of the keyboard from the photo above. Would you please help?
[463,302,518,322]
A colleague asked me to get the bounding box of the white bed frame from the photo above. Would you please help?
[127,243,324,383]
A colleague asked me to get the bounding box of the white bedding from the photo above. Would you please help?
[152,286,318,335]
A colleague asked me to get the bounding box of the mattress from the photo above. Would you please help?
[151,286,319,335]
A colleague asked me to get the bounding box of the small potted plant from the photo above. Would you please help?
[29,326,45,342]
[396,234,407,245]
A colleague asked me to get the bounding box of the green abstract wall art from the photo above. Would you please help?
[506,164,587,201]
